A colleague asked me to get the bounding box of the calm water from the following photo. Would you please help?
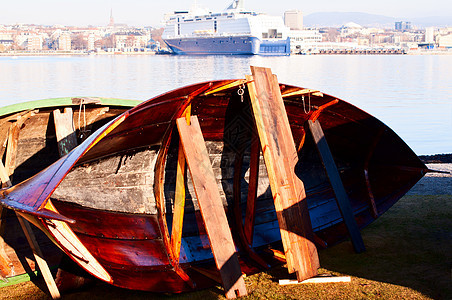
[0,54,451,155]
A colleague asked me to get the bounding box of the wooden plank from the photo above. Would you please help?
[16,215,61,299]
[53,108,78,157]
[244,135,260,245]
[233,152,269,269]
[0,160,12,277]
[0,219,13,279]
[279,276,351,285]
[4,110,37,178]
[0,161,60,298]
[170,142,186,262]
[5,122,20,177]
[171,105,192,290]
[307,119,366,253]
[247,66,319,281]
[177,116,247,299]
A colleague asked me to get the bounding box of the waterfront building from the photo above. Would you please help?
[58,32,72,50]
[288,29,322,53]
[284,10,303,30]
[0,39,14,51]
[425,27,435,43]
[87,34,97,51]
[437,33,452,48]
[26,35,43,51]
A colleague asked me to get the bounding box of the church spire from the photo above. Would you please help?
[109,8,115,26]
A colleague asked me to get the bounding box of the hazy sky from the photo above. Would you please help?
[2,0,451,27]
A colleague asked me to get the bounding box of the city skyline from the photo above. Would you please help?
[1,0,452,27]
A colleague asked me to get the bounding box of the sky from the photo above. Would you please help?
[1,0,452,27]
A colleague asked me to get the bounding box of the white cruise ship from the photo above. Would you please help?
[161,0,290,55]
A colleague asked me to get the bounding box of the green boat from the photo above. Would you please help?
[0,97,139,287]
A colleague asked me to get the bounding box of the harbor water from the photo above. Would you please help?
[0,54,451,155]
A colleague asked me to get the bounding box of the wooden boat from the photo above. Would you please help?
[0,97,139,286]
[0,68,427,295]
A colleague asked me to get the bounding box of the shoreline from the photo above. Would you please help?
[1,51,451,57]
[418,153,452,164]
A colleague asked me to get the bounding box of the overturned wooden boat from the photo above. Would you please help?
[0,97,139,286]
[0,68,427,295]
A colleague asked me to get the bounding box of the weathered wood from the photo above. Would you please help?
[0,160,12,188]
[53,108,78,157]
[247,66,319,281]
[244,135,260,245]
[0,159,60,298]
[0,205,13,279]
[171,106,191,263]
[307,119,366,253]
[71,97,102,105]
[177,116,247,299]
[0,161,12,277]
[5,123,20,177]
[0,129,9,164]
[74,107,110,131]
[279,276,351,285]
[16,215,61,299]
[53,147,158,214]
[233,151,269,269]
[4,110,37,178]
[171,142,187,261]
[281,88,324,98]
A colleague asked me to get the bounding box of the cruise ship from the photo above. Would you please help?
[161,0,290,55]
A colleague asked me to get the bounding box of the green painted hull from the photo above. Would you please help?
[0,97,141,117]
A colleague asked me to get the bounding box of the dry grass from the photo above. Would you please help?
[1,195,451,299]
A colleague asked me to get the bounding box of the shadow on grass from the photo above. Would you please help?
[318,194,451,299]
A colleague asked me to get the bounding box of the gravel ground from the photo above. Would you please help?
[407,163,452,195]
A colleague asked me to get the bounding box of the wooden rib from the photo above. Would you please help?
[203,79,249,96]
[170,105,191,263]
[4,122,20,177]
[153,84,212,288]
[177,116,247,299]
[247,66,319,282]
[243,133,260,246]
[282,88,323,98]
[309,99,339,123]
[233,152,268,269]
[53,108,78,157]
[0,127,9,163]
[307,119,365,253]
[363,128,385,218]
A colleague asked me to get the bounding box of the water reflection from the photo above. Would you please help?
[0,55,450,154]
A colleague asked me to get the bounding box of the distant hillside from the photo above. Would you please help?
[304,12,452,28]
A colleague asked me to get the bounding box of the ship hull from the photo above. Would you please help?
[164,36,290,55]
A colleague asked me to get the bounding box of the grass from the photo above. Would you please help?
[1,195,451,299]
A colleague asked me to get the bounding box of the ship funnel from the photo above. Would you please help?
[226,0,244,11]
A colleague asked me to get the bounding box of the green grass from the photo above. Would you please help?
[1,195,451,299]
